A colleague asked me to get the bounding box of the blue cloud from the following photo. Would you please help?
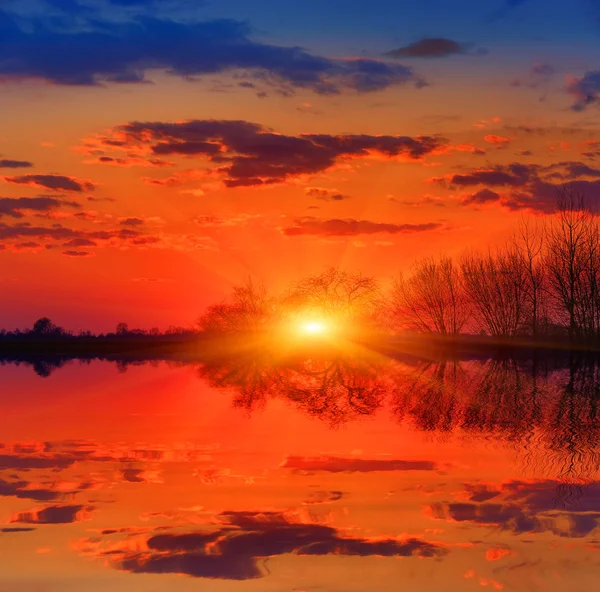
[0,10,422,93]
[567,70,600,111]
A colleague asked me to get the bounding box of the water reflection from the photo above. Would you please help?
[3,346,600,480]
[2,349,600,589]
[199,347,388,423]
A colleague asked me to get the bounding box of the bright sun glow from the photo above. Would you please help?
[301,320,327,335]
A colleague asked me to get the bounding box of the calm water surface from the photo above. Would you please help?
[1,351,600,591]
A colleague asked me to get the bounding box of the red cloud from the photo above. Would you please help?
[485,547,513,561]
[62,250,94,257]
[484,134,511,144]
[83,119,448,188]
[3,174,95,192]
[283,217,442,236]
[305,187,351,201]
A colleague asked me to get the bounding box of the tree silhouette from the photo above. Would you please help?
[391,255,468,335]
[116,322,129,336]
[198,277,276,335]
[31,317,63,336]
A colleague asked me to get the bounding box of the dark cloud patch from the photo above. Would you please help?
[567,70,600,111]
[0,196,80,218]
[91,156,172,167]
[2,174,95,192]
[283,218,442,237]
[461,188,502,206]
[0,527,35,533]
[0,159,33,168]
[530,63,555,77]
[430,480,600,538]
[303,490,345,504]
[0,477,94,502]
[0,453,75,470]
[0,478,61,502]
[446,163,539,187]
[120,552,262,580]
[581,142,600,160]
[463,483,502,503]
[512,63,556,88]
[15,241,41,249]
[63,238,97,248]
[118,468,157,483]
[500,480,600,513]
[430,501,543,533]
[437,161,600,212]
[283,456,437,472]
[85,119,447,187]
[62,250,93,257]
[119,217,145,226]
[11,504,93,524]
[91,510,447,580]
[385,38,485,59]
[0,223,157,250]
[0,11,422,93]
[305,187,351,201]
[544,161,600,180]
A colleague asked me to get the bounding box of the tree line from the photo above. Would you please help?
[0,317,195,340]
[393,189,600,343]
[199,188,600,345]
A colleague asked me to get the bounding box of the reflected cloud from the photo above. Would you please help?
[0,527,35,533]
[11,504,94,524]
[429,480,600,538]
[79,510,447,580]
[117,468,162,484]
[302,490,345,505]
[283,456,437,473]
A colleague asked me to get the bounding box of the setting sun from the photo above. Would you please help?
[300,320,328,335]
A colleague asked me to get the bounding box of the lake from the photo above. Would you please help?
[1,350,599,591]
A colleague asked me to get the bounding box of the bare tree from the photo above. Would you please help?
[284,268,380,324]
[197,277,275,335]
[390,255,468,335]
[513,217,548,339]
[461,247,528,337]
[545,188,600,342]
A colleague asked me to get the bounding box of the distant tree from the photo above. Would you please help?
[283,268,380,325]
[198,277,276,335]
[166,325,191,335]
[390,255,468,335]
[116,322,129,336]
[31,317,63,336]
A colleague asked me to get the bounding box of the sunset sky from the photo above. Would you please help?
[2,0,600,331]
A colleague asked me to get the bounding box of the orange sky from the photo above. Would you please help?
[1,0,600,332]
